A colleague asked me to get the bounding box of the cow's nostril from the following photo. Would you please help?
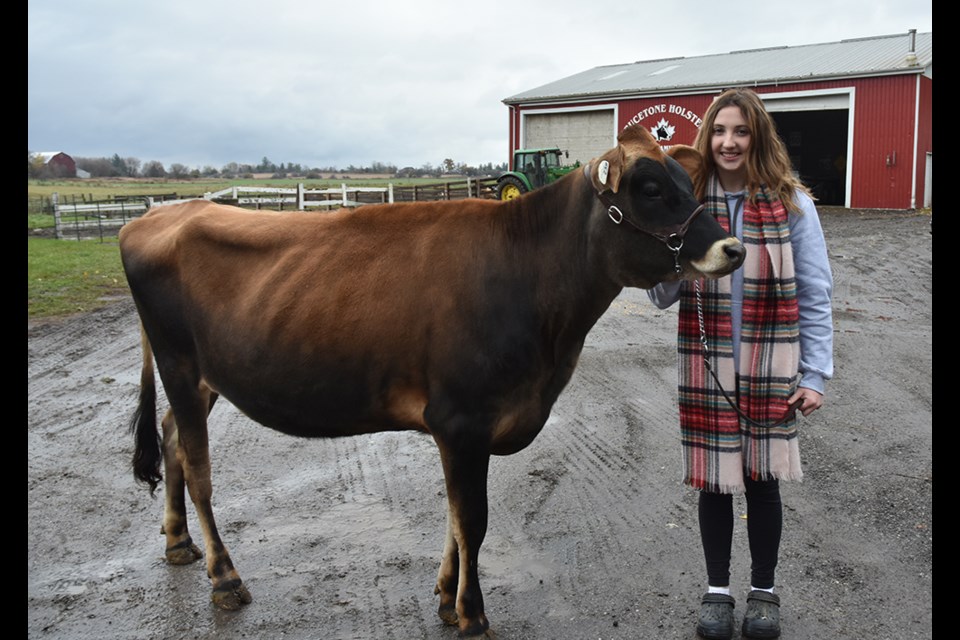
[725,242,746,263]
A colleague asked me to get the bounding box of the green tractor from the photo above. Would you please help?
[495,147,581,201]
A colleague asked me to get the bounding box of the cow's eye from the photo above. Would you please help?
[643,183,661,198]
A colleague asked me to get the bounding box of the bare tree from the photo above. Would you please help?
[124,157,142,177]
[142,160,167,178]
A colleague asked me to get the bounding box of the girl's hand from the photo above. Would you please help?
[790,387,824,417]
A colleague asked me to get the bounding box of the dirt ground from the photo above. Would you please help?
[27,207,932,640]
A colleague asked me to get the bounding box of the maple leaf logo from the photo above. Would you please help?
[650,118,675,141]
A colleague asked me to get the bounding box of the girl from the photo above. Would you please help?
[648,88,834,639]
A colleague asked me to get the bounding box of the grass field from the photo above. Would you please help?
[28,236,127,319]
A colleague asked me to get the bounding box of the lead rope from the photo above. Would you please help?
[693,279,801,429]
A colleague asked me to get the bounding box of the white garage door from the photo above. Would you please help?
[522,109,616,166]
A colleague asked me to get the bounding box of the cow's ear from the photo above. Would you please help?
[592,124,664,193]
[589,146,626,194]
[665,144,703,183]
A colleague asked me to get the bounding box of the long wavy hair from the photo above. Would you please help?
[692,88,812,213]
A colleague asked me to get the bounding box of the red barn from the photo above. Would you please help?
[35,152,78,177]
[503,30,932,210]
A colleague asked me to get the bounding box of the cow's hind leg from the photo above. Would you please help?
[161,389,221,565]
[160,406,202,565]
[167,381,251,610]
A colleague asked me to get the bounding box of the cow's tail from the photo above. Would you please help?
[129,322,163,494]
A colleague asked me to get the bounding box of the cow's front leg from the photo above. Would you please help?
[435,510,459,625]
[434,432,491,637]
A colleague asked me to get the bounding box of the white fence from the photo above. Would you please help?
[202,183,393,209]
[51,183,394,240]
[52,197,153,240]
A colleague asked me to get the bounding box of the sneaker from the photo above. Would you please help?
[696,592,736,639]
[741,589,781,638]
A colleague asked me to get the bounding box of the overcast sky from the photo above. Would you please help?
[28,0,932,171]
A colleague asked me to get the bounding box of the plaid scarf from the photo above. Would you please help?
[676,176,802,494]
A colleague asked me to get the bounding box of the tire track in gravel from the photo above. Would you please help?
[186,412,449,639]
[481,291,695,608]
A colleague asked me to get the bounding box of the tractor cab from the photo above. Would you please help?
[496,148,579,201]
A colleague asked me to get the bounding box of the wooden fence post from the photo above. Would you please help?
[52,192,62,239]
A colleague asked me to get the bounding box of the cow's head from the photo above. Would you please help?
[588,124,745,288]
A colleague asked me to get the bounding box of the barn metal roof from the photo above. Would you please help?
[503,30,932,105]
[33,151,67,162]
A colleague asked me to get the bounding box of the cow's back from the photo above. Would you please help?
[119,199,540,438]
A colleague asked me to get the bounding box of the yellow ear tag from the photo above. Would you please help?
[598,160,609,185]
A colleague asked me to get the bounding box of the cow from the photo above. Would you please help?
[119,124,745,638]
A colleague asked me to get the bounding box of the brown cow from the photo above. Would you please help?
[119,124,744,637]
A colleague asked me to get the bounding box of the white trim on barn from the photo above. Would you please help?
[757,88,852,112]
[758,88,856,208]
[912,75,922,208]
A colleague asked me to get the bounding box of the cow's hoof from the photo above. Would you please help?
[211,580,253,610]
[438,603,458,625]
[458,615,491,638]
[165,539,203,565]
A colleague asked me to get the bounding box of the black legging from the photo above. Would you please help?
[698,477,782,589]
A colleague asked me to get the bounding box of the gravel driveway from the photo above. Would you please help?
[27,207,932,639]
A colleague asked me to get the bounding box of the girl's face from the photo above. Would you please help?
[711,105,751,189]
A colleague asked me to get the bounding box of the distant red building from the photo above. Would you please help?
[36,152,77,177]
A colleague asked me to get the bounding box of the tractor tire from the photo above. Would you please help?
[497,176,527,201]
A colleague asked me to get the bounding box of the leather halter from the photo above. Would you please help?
[590,165,706,274]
